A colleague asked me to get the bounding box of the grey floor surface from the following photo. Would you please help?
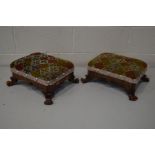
[0,66,155,129]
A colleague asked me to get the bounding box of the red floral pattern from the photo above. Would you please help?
[10,52,74,81]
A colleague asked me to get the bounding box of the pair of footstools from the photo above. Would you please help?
[7,52,149,105]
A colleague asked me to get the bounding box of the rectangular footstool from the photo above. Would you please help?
[81,53,149,101]
[6,52,79,105]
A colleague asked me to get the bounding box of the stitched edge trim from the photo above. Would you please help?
[88,66,146,84]
[11,68,74,86]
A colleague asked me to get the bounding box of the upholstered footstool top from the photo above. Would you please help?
[88,53,147,84]
[7,52,79,105]
[10,52,74,86]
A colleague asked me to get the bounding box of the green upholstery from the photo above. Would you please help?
[88,53,147,79]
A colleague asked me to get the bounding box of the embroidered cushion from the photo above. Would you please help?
[88,53,147,84]
[10,52,74,86]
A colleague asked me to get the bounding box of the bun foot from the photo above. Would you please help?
[141,75,149,82]
[73,78,79,83]
[43,92,54,105]
[128,95,138,101]
[81,78,88,83]
[6,81,14,87]
[6,76,18,87]
[44,99,53,105]
[68,73,79,83]
[81,74,91,83]
[6,81,14,86]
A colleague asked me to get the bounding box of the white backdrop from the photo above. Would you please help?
[0,26,155,66]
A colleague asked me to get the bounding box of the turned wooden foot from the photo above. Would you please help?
[43,92,54,105]
[68,73,79,83]
[6,76,18,86]
[141,75,149,82]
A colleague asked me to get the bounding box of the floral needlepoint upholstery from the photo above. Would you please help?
[88,53,147,84]
[10,52,74,86]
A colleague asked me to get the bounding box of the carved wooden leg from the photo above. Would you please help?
[126,84,138,101]
[43,91,54,105]
[6,76,18,87]
[68,73,79,83]
[141,74,149,82]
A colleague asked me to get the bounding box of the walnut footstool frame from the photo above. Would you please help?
[81,53,149,101]
[6,53,79,105]
[7,71,78,105]
[81,70,149,101]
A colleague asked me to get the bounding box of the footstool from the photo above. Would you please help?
[81,53,149,101]
[6,52,79,105]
